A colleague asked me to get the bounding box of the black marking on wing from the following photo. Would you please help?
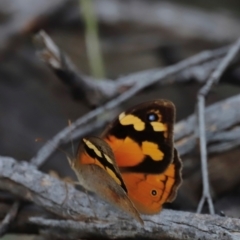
[83,140,128,193]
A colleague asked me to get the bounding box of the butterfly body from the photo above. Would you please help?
[71,99,182,223]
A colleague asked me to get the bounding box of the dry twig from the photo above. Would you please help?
[196,37,240,214]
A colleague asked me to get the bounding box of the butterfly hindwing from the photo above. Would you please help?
[120,148,182,214]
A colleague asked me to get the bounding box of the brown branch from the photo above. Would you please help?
[0,156,240,240]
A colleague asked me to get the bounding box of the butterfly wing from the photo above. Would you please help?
[73,136,143,224]
[77,137,127,193]
[102,99,182,214]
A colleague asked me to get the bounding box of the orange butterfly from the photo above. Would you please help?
[69,99,182,224]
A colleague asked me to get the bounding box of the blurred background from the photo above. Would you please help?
[1,0,240,239]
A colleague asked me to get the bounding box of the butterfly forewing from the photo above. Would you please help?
[74,137,144,224]
[102,99,176,174]
[76,137,128,193]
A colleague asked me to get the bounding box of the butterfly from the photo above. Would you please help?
[69,99,182,224]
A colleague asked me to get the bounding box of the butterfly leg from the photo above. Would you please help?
[197,95,215,214]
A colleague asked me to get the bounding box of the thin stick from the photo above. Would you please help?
[196,37,240,214]
[0,201,20,237]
